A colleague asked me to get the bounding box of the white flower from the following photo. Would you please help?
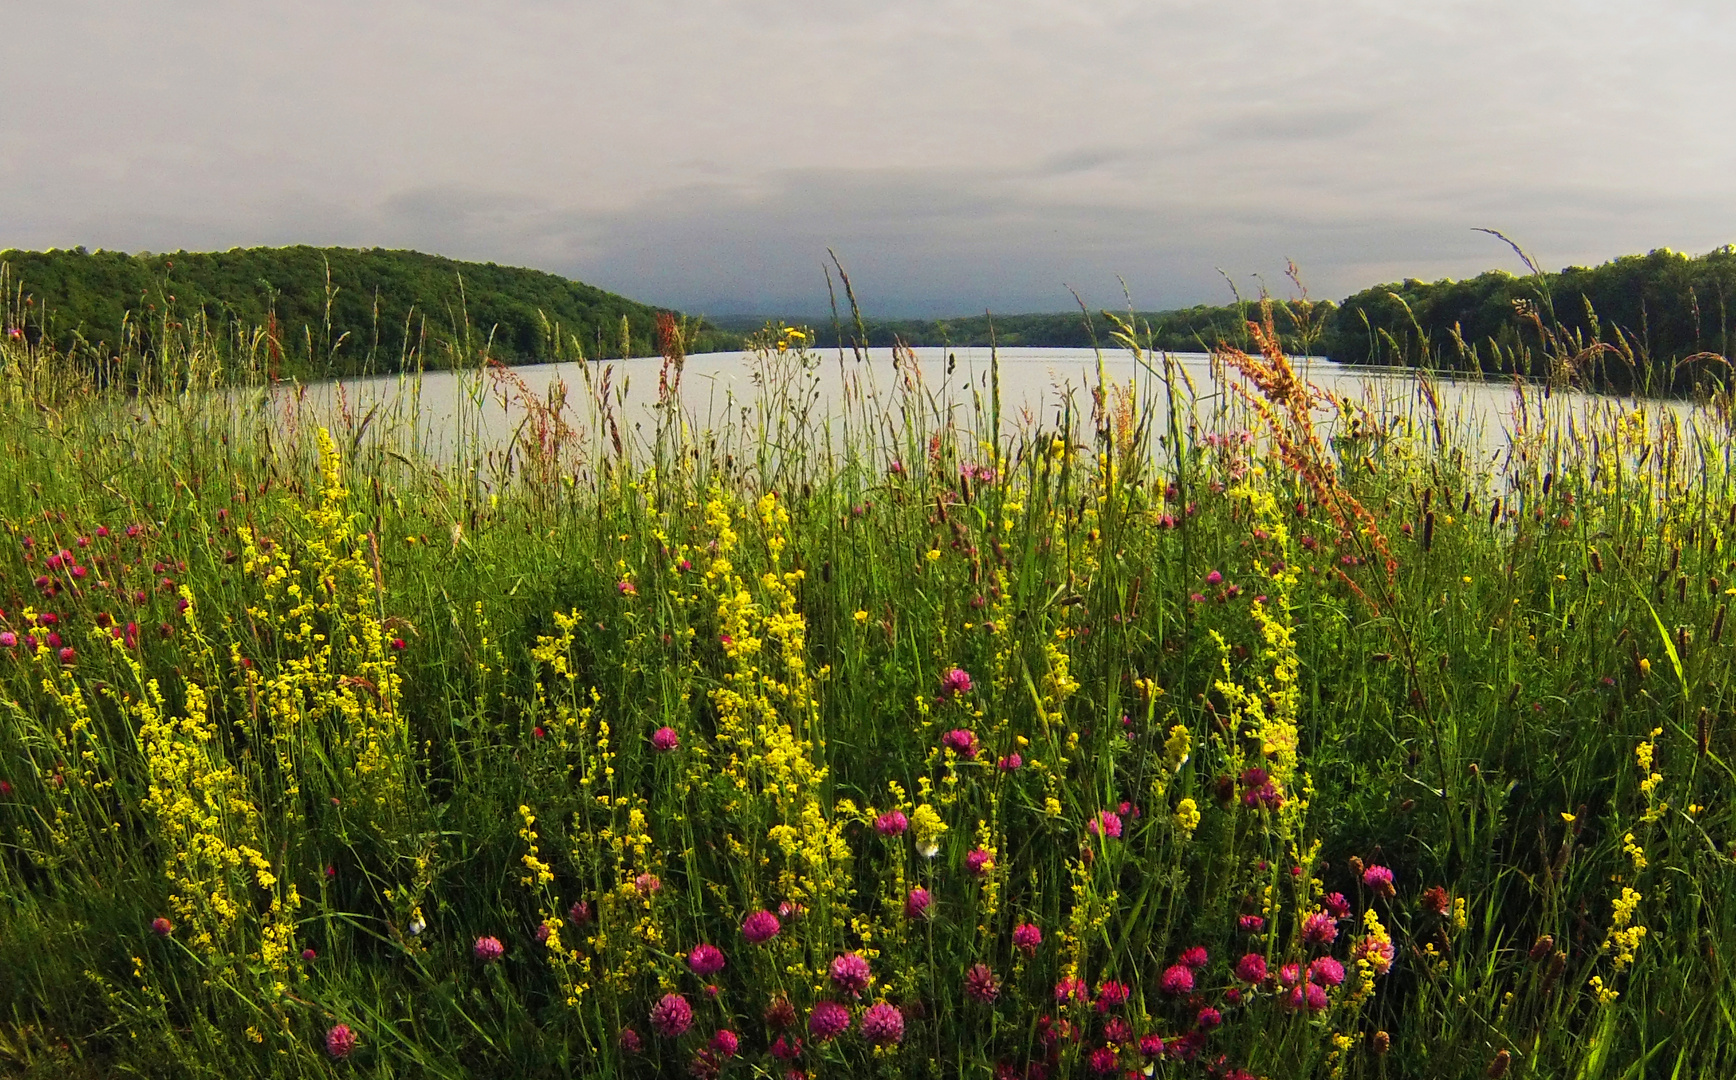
[408,918,426,936]
[917,840,939,858]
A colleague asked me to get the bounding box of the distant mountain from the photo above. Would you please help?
[0,245,740,379]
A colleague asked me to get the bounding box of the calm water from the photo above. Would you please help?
[259,347,1708,467]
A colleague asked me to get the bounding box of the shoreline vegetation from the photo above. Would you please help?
[1,292,1734,1079]
[5,242,1736,397]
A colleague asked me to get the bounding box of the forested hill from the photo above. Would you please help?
[0,245,739,378]
[1320,246,1736,394]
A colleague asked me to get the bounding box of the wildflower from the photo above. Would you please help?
[652,726,680,752]
[651,993,694,1037]
[1323,892,1350,918]
[861,1003,904,1045]
[1087,811,1122,839]
[1308,957,1345,987]
[997,753,1022,771]
[1013,922,1042,956]
[1286,982,1329,1012]
[1158,964,1194,995]
[1234,953,1267,983]
[568,900,592,925]
[941,667,973,697]
[875,810,909,835]
[1196,1006,1222,1029]
[1094,980,1130,1012]
[807,1001,851,1041]
[408,916,426,936]
[1421,886,1450,915]
[535,924,551,944]
[390,637,406,651]
[912,804,948,857]
[635,873,662,896]
[1302,911,1338,946]
[618,1028,644,1054]
[1179,946,1209,969]
[710,1030,739,1058]
[1055,977,1089,1004]
[965,963,1000,1003]
[830,952,871,997]
[966,847,993,876]
[57,646,74,664]
[688,944,726,976]
[1353,936,1395,975]
[1088,1046,1119,1074]
[941,728,979,757]
[1206,570,1223,585]
[1237,914,1264,933]
[765,997,797,1029]
[151,917,173,938]
[325,1023,356,1059]
[0,632,13,648]
[1362,864,1396,897]
[474,936,504,963]
[302,948,318,962]
[1224,986,1243,1005]
[770,1034,802,1061]
[742,910,781,943]
[904,887,932,919]
[1139,1034,1166,1058]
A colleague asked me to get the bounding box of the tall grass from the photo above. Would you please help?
[1,294,1734,1080]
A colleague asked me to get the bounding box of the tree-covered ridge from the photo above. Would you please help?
[718,301,1331,356]
[0,246,740,379]
[1322,246,1736,394]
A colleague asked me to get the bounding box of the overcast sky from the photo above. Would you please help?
[3,1,1733,317]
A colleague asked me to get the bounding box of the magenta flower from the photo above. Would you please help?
[1309,956,1346,987]
[1238,913,1264,932]
[1103,1017,1133,1044]
[1302,911,1338,946]
[1179,945,1209,969]
[634,873,662,896]
[650,993,694,1037]
[1158,964,1194,996]
[1355,935,1396,975]
[0,632,14,648]
[1094,980,1129,1012]
[965,847,993,877]
[1087,810,1123,839]
[860,1002,905,1045]
[996,752,1022,771]
[58,646,75,665]
[617,1028,643,1054]
[742,910,781,944]
[709,1029,739,1058]
[568,900,593,925]
[904,887,932,919]
[325,1023,356,1059]
[1012,921,1042,956]
[1279,962,1302,987]
[1088,1046,1119,1074]
[941,728,979,757]
[1197,1006,1223,1029]
[688,943,726,976]
[1206,570,1223,585]
[940,667,973,697]
[964,962,1000,1003]
[1363,864,1397,898]
[1055,976,1089,1004]
[808,1001,851,1041]
[770,1034,801,1060]
[150,916,173,938]
[301,948,318,962]
[473,935,504,963]
[1287,982,1329,1012]
[1323,891,1350,918]
[1139,1034,1166,1058]
[1234,953,1267,983]
[829,952,871,997]
[651,726,680,752]
[875,810,909,836]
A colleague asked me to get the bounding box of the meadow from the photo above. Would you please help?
[1,297,1734,1080]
